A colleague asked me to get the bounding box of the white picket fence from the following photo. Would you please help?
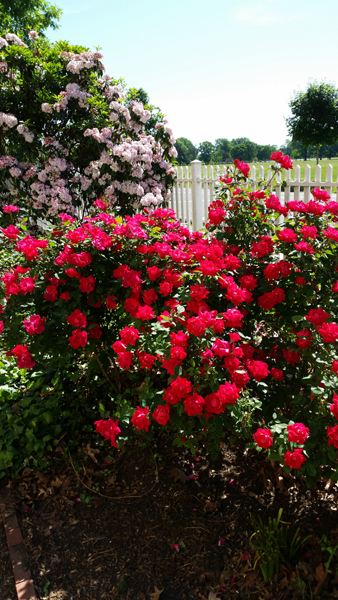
[169,160,338,231]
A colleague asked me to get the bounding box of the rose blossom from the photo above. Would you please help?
[253,428,273,449]
[131,406,151,431]
[284,449,306,469]
[152,404,170,425]
[287,423,309,444]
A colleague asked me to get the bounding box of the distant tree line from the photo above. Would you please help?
[175,137,277,165]
[175,136,338,165]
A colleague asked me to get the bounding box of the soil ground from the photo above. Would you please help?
[2,434,338,600]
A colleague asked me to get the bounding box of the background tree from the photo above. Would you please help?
[198,141,214,164]
[0,0,62,40]
[231,140,257,162]
[175,137,198,165]
[211,138,232,163]
[286,81,338,164]
[256,144,277,161]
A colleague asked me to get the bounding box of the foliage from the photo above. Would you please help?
[320,534,338,573]
[175,137,198,166]
[0,0,62,40]
[251,509,310,583]
[176,137,278,165]
[0,32,176,221]
[230,140,257,162]
[0,356,98,479]
[286,81,338,163]
[3,153,338,485]
[198,140,215,164]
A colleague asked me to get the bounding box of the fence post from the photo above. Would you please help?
[190,159,203,231]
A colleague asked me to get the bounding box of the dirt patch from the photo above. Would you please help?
[3,435,338,599]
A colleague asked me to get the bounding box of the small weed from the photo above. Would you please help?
[250,508,311,583]
[320,534,338,573]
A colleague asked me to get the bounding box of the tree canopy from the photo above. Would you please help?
[286,81,338,163]
[0,0,62,39]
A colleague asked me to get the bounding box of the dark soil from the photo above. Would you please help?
[3,435,338,600]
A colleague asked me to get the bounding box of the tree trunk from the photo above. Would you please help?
[316,145,319,164]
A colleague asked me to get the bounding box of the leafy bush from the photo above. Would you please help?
[0,32,176,221]
[2,153,338,486]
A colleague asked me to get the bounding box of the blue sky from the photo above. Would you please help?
[47,0,338,148]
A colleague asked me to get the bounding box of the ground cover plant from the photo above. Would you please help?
[2,151,338,491]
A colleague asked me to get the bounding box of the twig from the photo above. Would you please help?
[66,446,158,501]
[94,352,116,390]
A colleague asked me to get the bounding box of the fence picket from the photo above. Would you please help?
[294,165,301,200]
[172,160,337,231]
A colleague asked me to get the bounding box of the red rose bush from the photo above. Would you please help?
[2,152,338,486]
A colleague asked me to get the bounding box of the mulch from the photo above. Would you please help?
[2,434,338,600]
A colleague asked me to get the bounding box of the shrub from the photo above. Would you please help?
[0,32,176,221]
[2,153,338,486]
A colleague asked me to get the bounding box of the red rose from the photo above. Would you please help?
[79,275,96,293]
[305,308,330,326]
[136,305,155,321]
[147,266,162,281]
[296,330,312,349]
[282,348,300,366]
[72,252,92,268]
[271,368,284,381]
[277,228,297,243]
[330,393,338,419]
[44,285,58,302]
[247,360,269,382]
[138,352,156,369]
[119,326,140,346]
[258,292,276,310]
[284,449,306,469]
[23,315,45,335]
[143,289,158,305]
[222,308,243,328]
[204,393,224,414]
[60,292,70,300]
[328,424,338,448]
[184,393,205,416]
[287,423,309,444]
[218,382,240,405]
[253,428,273,449]
[117,351,133,371]
[89,324,102,339]
[67,309,87,328]
[69,329,87,349]
[159,281,173,296]
[231,369,250,389]
[170,377,192,399]
[94,417,120,448]
[124,298,140,317]
[106,295,117,309]
[153,404,170,425]
[131,406,151,431]
[187,317,206,336]
[317,322,338,343]
[233,158,250,178]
